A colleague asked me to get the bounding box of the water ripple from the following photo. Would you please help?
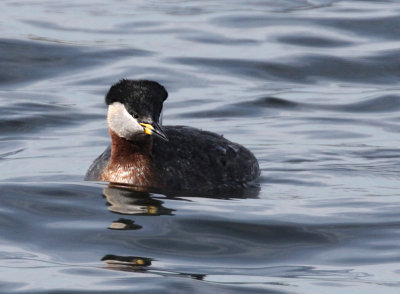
[0,38,152,85]
[1,0,400,293]
[171,52,400,84]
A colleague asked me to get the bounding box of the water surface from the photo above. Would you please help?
[1,0,400,293]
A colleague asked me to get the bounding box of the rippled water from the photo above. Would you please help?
[1,0,400,293]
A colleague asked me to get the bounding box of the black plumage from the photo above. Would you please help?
[85,79,260,193]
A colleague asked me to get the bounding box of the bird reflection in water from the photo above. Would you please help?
[102,254,152,272]
[100,183,258,278]
[101,184,172,272]
[103,184,175,217]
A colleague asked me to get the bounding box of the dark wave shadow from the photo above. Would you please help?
[248,94,400,113]
[212,12,400,41]
[0,96,102,136]
[179,31,260,46]
[277,34,353,48]
[178,94,400,119]
[0,38,152,85]
[314,15,400,41]
[170,50,400,84]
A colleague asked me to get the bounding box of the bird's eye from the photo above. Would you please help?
[133,114,139,119]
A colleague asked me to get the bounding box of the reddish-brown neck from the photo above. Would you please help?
[109,129,153,163]
[100,129,162,187]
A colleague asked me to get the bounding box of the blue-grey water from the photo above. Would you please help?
[1,1,400,293]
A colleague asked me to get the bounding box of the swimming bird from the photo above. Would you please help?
[85,79,260,192]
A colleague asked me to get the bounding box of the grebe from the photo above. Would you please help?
[85,79,260,192]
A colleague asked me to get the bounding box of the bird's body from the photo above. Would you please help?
[85,79,260,193]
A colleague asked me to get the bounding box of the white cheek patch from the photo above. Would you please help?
[107,102,143,139]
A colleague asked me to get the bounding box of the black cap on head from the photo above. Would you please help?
[105,79,168,122]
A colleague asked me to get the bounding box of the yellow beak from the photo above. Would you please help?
[140,123,154,135]
[140,122,169,142]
